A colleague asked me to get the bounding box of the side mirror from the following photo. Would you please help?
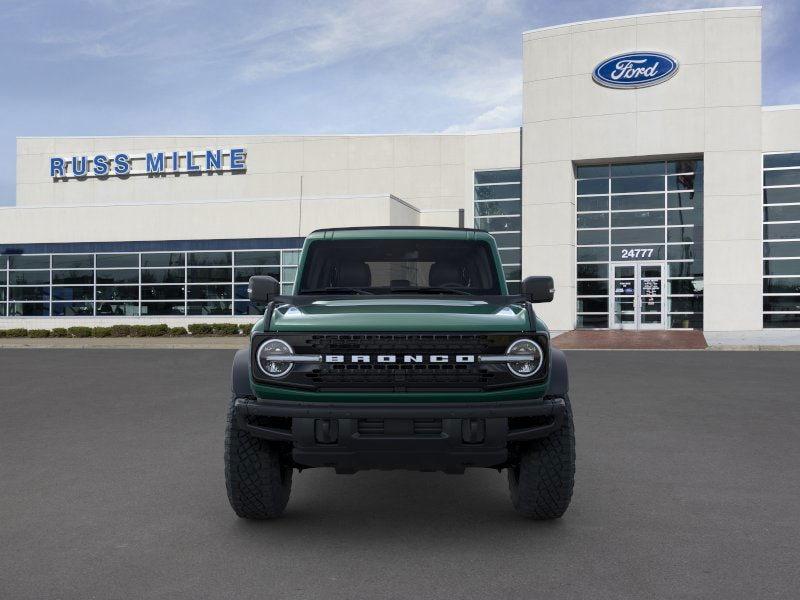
[520,276,554,303]
[248,275,280,303]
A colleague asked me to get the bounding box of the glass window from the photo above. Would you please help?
[764,153,800,168]
[667,192,702,209]
[667,227,695,244]
[282,250,301,266]
[52,270,93,285]
[765,169,800,187]
[577,314,608,328]
[52,254,93,269]
[474,216,521,232]
[577,196,608,212]
[611,211,664,228]
[8,302,49,316]
[577,230,608,245]
[141,302,185,316]
[96,286,139,301]
[234,266,280,283]
[764,314,800,327]
[96,269,138,284]
[0,255,6,269]
[187,301,233,315]
[498,248,521,264]
[576,165,609,178]
[611,162,664,177]
[763,296,800,312]
[763,188,800,204]
[187,267,231,283]
[577,298,608,312]
[764,205,800,222]
[667,209,699,226]
[96,302,139,316]
[763,278,800,294]
[187,285,232,300]
[141,285,185,300]
[764,259,800,276]
[234,251,280,266]
[577,246,608,262]
[52,302,94,317]
[611,228,664,244]
[611,176,663,194]
[502,266,521,282]
[577,281,608,295]
[474,169,520,184]
[474,184,521,200]
[282,266,298,283]
[764,241,800,258]
[9,271,50,285]
[474,200,521,217]
[141,253,185,268]
[669,297,703,312]
[142,268,185,284]
[577,264,608,279]
[670,314,703,329]
[188,251,232,266]
[611,194,664,211]
[10,287,50,301]
[96,254,138,268]
[764,223,800,240]
[577,179,608,195]
[667,244,694,261]
[667,174,698,191]
[668,279,703,295]
[53,286,94,301]
[9,255,49,269]
[577,212,608,229]
[667,160,701,174]
[488,232,521,248]
[669,262,696,277]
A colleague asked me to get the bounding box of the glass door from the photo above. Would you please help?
[610,262,666,330]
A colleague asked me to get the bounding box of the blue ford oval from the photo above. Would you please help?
[593,52,678,89]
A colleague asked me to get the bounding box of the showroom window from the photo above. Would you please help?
[575,159,704,329]
[1,246,300,318]
[763,152,800,328]
[474,169,522,293]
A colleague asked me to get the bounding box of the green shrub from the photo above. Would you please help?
[4,328,28,337]
[109,324,132,337]
[51,328,70,338]
[68,326,92,338]
[147,324,169,337]
[211,323,239,336]
[27,329,51,338]
[188,323,214,336]
[239,323,254,335]
[0,329,5,338]
[168,326,188,336]
[92,327,113,338]
[129,325,147,337]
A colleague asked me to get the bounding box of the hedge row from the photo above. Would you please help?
[0,323,255,338]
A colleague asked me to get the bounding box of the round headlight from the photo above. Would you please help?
[256,339,294,378]
[506,338,544,378]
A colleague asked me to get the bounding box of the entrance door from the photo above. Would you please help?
[610,262,666,330]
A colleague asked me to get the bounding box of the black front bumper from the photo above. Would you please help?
[234,397,566,473]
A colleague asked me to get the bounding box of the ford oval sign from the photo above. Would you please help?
[592,52,678,89]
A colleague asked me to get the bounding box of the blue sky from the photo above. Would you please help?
[1,0,798,206]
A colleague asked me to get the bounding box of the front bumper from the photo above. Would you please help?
[234,396,566,473]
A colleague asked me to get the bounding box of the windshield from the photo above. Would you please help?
[297,238,502,295]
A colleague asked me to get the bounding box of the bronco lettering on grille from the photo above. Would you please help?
[324,354,476,364]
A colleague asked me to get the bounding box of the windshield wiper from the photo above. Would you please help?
[389,286,471,296]
[300,287,374,295]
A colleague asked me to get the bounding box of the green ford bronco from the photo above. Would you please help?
[225,227,575,519]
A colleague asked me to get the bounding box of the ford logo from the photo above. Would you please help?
[592,52,678,89]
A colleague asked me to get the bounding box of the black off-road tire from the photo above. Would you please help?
[508,395,575,519]
[225,396,293,519]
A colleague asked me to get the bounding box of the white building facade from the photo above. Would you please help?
[2,6,799,332]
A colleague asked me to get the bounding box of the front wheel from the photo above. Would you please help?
[224,396,293,519]
[508,395,575,519]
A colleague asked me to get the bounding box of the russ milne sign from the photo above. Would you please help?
[49,148,246,179]
[592,52,678,89]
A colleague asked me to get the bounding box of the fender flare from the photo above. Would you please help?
[546,346,569,397]
[231,348,254,398]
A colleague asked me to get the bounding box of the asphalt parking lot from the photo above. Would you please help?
[1,349,799,599]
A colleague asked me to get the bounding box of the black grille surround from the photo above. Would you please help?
[250,332,549,392]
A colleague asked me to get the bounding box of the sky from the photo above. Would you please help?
[1,0,799,206]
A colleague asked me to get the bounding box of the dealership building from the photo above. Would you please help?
[2,6,799,333]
